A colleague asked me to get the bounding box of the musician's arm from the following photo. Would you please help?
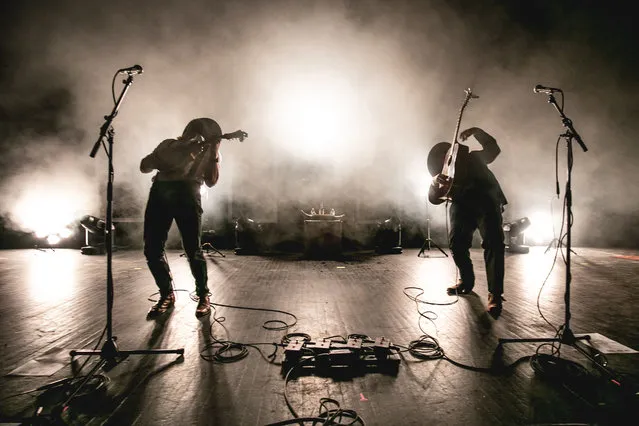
[140,139,178,173]
[428,174,447,205]
[461,127,500,164]
[428,185,440,205]
[140,154,156,173]
[140,148,167,173]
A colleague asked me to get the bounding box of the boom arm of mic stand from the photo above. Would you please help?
[547,94,588,152]
[89,121,113,158]
[89,75,135,158]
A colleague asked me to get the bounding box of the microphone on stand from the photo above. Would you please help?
[533,84,562,94]
[118,64,144,75]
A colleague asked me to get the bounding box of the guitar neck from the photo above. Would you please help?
[222,130,247,142]
[451,97,467,146]
[441,143,459,178]
[440,89,475,178]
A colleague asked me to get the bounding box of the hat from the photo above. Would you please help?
[427,142,451,177]
[181,118,222,142]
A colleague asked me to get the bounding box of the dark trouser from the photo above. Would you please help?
[449,196,505,296]
[143,180,209,297]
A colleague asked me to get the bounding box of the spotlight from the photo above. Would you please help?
[79,215,114,255]
[46,234,62,245]
[80,215,109,234]
[34,224,77,249]
[503,217,531,254]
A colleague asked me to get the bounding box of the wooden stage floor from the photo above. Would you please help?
[0,246,638,425]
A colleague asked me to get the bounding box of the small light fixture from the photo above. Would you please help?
[504,217,531,253]
[79,215,113,255]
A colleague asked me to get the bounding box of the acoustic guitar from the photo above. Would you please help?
[428,88,477,204]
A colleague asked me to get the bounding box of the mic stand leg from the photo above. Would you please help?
[202,242,226,257]
[418,217,448,258]
[181,243,226,258]
[544,237,577,255]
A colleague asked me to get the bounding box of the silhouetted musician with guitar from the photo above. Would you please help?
[140,117,247,319]
[427,89,507,318]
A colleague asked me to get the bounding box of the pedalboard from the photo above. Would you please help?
[280,335,400,376]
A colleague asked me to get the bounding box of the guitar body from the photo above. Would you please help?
[428,88,476,204]
[428,175,452,205]
[429,143,469,204]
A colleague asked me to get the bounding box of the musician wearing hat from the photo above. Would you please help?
[427,127,507,318]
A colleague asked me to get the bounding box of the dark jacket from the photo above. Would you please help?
[455,131,507,207]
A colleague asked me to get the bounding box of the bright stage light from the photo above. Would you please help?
[46,234,62,245]
[526,211,555,244]
[36,227,75,246]
[266,70,368,162]
[58,227,73,239]
[41,226,76,246]
[13,188,86,240]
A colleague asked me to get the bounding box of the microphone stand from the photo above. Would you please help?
[418,196,448,258]
[544,236,577,255]
[496,92,621,384]
[71,73,184,366]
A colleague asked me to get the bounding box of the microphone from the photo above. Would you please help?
[533,84,562,94]
[118,64,144,75]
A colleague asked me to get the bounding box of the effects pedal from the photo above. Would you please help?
[280,334,401,376]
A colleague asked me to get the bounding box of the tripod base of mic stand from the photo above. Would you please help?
[202,242,225,257]
[496,329,622,382]
[498,328,590,347]
[417,238,448,257]
[70,338,184,367]
[180,243,226,258]
[545,238,577,255]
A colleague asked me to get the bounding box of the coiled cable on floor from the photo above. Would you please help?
[146,289,297,364]
[405,335,445,360]
[200,305,279,363]
[264,355,365,426]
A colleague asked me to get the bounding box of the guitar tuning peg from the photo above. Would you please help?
[465,88,479,98]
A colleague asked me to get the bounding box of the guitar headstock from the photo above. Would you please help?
[461,88,478,109]
[222,130,248,142]
[450,88,479,144]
